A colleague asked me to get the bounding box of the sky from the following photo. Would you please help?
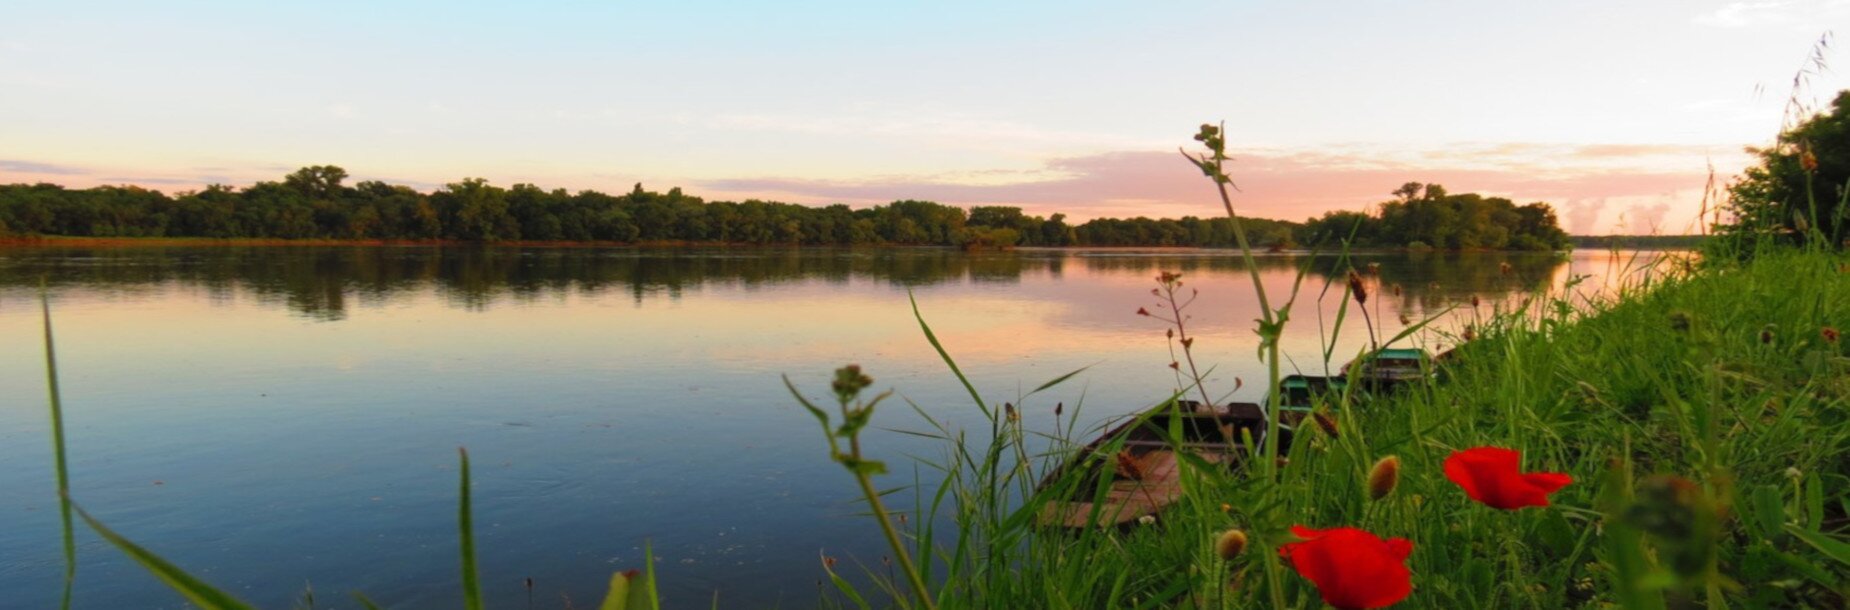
[2,1,1846,234]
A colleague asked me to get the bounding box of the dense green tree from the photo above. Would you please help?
[1304,183,1567,251]
[1716,89,1850,250]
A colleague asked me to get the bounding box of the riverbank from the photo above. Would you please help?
[831,248,1847,608]
[1,235,1621,255]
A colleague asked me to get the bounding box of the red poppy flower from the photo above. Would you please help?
[1278,525,1414,609]
[1443,447,1572,510]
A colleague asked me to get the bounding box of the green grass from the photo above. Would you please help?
[801,248,1848,609]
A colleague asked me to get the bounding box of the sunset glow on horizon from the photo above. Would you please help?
[3,1,1846,234]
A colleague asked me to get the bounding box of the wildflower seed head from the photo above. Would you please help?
[1668,311,1692,333]
[1366,262,1381,275]
[1398,313,1412,325]
[1347,270,1368,305]
[1137,307,1151,317]
[1824,327,1839,343]
[1138,514,1157,526]
[1499,261,1513,276]
[1470,295,1482,308]
[1391,283,1402,296]
[1800,148,1819,172]
[1219,502,1232,512]
[831,365,873,402]
[1760,324,1776,345]
[1367,455,1401,501]
[1215,529,1249,560]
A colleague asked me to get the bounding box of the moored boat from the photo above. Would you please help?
[1035,400,1286,528]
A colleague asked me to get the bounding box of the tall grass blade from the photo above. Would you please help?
[40,287,76,610]
[38,286,76,610]
[908,290,988,416]
[459,447,483,610]
[352,592,386,610]
[73,504,256,610]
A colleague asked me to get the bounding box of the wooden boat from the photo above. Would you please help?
[1035,401,1286,528]
[1273,374,1347,426]
[1342,347,1431,387]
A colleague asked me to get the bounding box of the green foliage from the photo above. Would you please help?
[1300,182,1572,250]
[806,248,1850,609]
[1714,89,1850,254]
[2,172,1573,250]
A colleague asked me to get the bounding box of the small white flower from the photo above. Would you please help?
[1137,515,1156,526]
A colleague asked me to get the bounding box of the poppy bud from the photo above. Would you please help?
[1215,529,1249,560]
[1367,456,1401,501]
[1166,328,1174,339]
[1470,295,1481,308]
[1312,411,1339,437]
[1054,402,1064,416]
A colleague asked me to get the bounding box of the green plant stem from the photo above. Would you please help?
[847,434,936,610]
[41,287,76,610]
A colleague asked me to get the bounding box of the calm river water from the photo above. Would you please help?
[0,246,1667,608]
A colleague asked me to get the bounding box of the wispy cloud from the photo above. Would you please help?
[701,145,1720,227]
[1694,0,1850,27]
[1,159,89,175]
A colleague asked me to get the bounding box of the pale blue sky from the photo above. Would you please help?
[2,1,1845,232]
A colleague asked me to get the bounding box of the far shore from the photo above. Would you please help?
[0,235,1686,252]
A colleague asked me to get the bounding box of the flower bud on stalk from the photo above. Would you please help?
[1368,456,1401,501]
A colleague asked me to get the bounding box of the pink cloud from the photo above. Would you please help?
[700,148,1717,229]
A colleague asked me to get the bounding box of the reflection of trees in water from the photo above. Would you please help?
[1073,251,1564,304]
[2,247,1040,319]
[1,247,1567,320]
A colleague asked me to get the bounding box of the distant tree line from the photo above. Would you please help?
[1297,182,1572,251]
[0,167,1569,250]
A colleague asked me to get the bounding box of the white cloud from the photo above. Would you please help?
[1695,0,1850,27]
